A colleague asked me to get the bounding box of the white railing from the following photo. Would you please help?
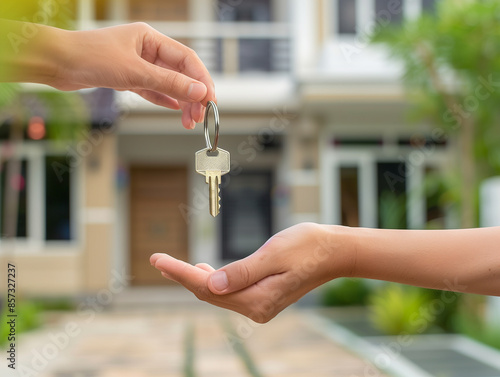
[93,21,291,74]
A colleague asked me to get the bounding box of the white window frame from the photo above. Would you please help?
[0,141,80,253]
[325,0,430,42]
[320,134,449,229]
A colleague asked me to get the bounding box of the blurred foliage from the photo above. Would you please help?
[321,278,372,307]
[30,297,76,312]
[0,0,86,141]
[0,297,75,348]
[371,0,500,227]
[422,169,457,229]
[451,294,500,350]
[369,283,463,336]
[1,299,42,348]
[0,84,20,109]
[0,0,76,28]
[369,284,431,335]
[426,288,462,332]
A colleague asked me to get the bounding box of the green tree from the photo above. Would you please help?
[371,0,500,228]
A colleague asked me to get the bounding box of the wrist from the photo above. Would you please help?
[319,224,358,280]
[9,22,69,87]
[34,26,72,88]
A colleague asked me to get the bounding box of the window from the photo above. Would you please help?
[239,39,272,72]
[45,156,71,240]
[0,160,28,238]
[377,162,407,229]
[340,167,359,227]
[375,0,404,25]
[215,0,288,74]
[128,0,188,21]
[217,0,272,22]
[0,152,74,243]
[337,0,357,35]
[221,171,272,260]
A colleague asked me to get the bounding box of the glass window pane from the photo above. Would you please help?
[239,39,272,72]
[377,162,407,229]
[340,167,360,227]
[221,171,272,260]
[0,160,27,238]
[45,156,71,240]
[338,0,357,34]
[217,0,272,22]
[129,0,188,21]
[425,167,446,228]
[375,0,404,25]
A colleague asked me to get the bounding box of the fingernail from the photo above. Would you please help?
[210,271,228,292]
[150,253,163,266]
[187,82,206,101]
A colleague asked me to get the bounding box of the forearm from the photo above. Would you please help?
[335,226,500,295]
[0,19,67,86]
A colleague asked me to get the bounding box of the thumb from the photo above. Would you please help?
[208,252,277,295]
[139,62,208,103]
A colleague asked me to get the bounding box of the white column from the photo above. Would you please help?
[28,148,45,248]
[407,162,425,229]
[109,0,128,21]
[480,177,500,326]
[77,0,96,30]
[291,0,318,76]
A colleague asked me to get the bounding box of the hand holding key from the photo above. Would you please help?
[195,101,230,217]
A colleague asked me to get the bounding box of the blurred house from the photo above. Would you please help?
[0,0,452,294]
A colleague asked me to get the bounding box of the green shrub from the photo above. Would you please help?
[32,297,75,312]
[451,295,500,350]
[321,278,372,307]
[1,299,43,348]
[368,283,435,335]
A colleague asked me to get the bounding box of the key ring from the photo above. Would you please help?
[204,101,219,152]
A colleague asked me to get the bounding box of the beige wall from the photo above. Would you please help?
[288,117,321,218]
[82,134,117,292]
[0,252,82,296]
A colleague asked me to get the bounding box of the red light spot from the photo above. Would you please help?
[28,116,45,140]
[9,174,25,191]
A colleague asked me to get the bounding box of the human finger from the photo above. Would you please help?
[195,263,215,273]
[130,89,181,109]
[208,247,284,295]
[180,101,195,129]
[151,32,215,105]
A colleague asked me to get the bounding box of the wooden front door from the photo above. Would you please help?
[129,166,188,285]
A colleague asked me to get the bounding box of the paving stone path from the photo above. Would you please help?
[11,305,387,377]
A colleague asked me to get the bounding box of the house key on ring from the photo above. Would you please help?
[195,101,230,217]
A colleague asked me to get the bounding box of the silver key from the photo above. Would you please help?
[195,147,230,217]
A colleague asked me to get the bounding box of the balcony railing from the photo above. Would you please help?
[93,21,291,75]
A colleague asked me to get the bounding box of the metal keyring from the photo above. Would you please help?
[204,101,219,152]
